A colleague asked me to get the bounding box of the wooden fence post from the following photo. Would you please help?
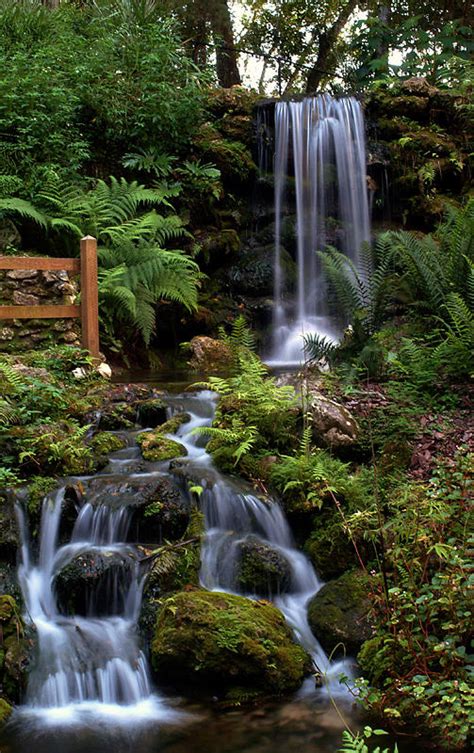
[80,235,100,359]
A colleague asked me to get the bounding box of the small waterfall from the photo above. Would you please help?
[170,394,353,691]
[15,489,177,724]
[270,95,371,364]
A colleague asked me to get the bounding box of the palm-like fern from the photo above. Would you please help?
[319,235,394,335]
[99,241,201,344]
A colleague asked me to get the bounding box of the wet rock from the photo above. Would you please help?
[85,475,191,544]
[156,412,191,436]
[55,551,135,617]
[136,398,168,428]
[0,492,19,564]
[136,432,187,463]
[98,402,137,430]
[188,336,233,372]
[140,477,191,542]
[237,536,292,596]
[151,590,311,700]
[0,595,30,703]
[307,570,372,657]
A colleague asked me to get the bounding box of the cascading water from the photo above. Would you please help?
[169,394,353,692]
[270,94,371,364]
[13,388,351,736]
[15,487,179,725]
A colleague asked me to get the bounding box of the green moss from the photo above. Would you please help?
[136,398,168,428]
[155,413,191,436]
[307,570,372,657]
[136,432,187,462]
[151,590,310,700]
[0,698,12,724]
[27,476,58,518]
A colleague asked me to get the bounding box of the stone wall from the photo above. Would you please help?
[0,266,81,353]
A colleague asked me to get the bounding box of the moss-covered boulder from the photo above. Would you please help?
[98,401,137,430]
[151,590,311,700]
[89,432,127,469]
[155,412,191,436]
[0,492,19,564]
[55,551,134,616]
[307,570,372,657]
[136,398,168,428]
[0,595,30,704]
[237,536,292,597]
[141,477,191,541]
[136,432,187,462]
[304,508,358,580]
[188,335,233,372]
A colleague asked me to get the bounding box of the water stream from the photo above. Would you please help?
[3,390,355,752]
[269,95,370,365]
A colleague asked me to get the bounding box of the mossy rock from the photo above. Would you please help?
[141,476,191,542]
[136,398,168,428]
[0,493,19,564]
[136,432,187,463]
[307,570,372,657]
[155,412,191,436]
[0,697,12,724]
[151,590,311,700]
[0,594,30,703]
[304,508,358,580]
[89,431,127,470]
[55,551,134,616]
[237,536,292,597]
[98,402,137,430]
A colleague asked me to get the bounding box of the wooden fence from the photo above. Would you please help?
[0,236,100,358]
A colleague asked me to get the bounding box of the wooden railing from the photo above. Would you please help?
[0,236,100,358]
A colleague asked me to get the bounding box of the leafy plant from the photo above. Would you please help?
[338,727,398,753]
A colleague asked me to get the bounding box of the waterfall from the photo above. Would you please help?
[270,95,370,364]
[15,489,180,725]
[170,394,353,692]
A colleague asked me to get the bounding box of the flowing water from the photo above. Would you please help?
[269,95,371,365]
[3,390,357,752]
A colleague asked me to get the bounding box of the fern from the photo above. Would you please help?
[0,197,48,228]
[338,729,398,753]
[303,333,338,363]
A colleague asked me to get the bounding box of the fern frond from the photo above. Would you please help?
[0,198,48,228]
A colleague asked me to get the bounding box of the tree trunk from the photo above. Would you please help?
[210,0,241,87]
[305,0,358,93]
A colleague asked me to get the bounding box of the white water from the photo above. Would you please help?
[169,394,353,692]
[270,95,370,365]
[14,389,351,730]
[15,489,181,726]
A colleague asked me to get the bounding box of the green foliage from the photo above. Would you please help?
[351,453,473,749]
[0,1,206,186]
[193,329,297,473]
[338,728,398,753]
[302,333,338,365]
[319,235,395,337]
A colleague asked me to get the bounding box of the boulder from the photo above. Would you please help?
[136,398,168,428]
[98,402,137,430]
[0,595,30,703]
[151,590,310,700]
[308,392,359,448]
[188,336,233,372]
[0,492,19,564]
[237,536,292,596]
[55,551,135,616]
[136,432,187,463]
[84,475,191,543]
[307,570,372,657]
[153,412,191,436]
